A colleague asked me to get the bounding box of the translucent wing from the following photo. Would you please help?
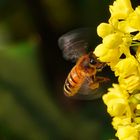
[72,65,116,100]
[73,77,111,100]
[69,76,112,100]
[58,28,91,62]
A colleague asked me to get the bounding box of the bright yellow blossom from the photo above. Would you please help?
[114,56,139,77]
[114,56,140,92]
[94,0,140,139]
[109,0,133,29]
[103,84,130,117]
[112,116,131,130]
[94,33,122,64]
[136,104,140,110]
[136,46,140,63]
[133,33,140,40]
[109,0,133,20]
[118,20,137,33]
[119,75,140,93]
[97,23,114,38]
[116,125,139,140]
[127,6,140,31]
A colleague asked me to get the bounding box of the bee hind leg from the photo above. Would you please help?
[88,76,110,90]
[86,76,99,90]
[95,76,110,83]
[89,82,99,90]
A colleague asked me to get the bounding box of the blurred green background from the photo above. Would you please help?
[0,0,120,139]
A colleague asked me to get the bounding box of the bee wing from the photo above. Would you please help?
[71,77,111,100]
[58,28,91,62]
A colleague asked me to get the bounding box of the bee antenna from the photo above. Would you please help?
[89,52,93,58]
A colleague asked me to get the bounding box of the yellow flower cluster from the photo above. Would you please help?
[94,0,140,139]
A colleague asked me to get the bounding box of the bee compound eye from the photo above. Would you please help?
[90,58,97,65]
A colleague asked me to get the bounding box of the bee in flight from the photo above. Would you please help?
[58,28,110,100]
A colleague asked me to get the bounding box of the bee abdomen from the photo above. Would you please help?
[64,66,84,96]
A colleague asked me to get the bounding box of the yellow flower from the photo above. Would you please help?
[136,104,140,110]
[133,32,140,40]
[129,93,140,105]
[108,0,134,34]
[94,0,140,139]
[112,116,131,130]
[114,56,139,77]
[116,125,139,140]
[114,56,140,92]
[94,33,122,63]
[119,35,132,57]
[136,46,140,63]
[94,33,133,70]
[103,84,130,117]
[109,0,133,30]
[118,20,137,33]
[102,33,122,48]
[94,45,120,63]
[119,75,140,93]
[97,23,114,38]
[134,117,140,124]
[127,6,140,31]
[109,0,133,20]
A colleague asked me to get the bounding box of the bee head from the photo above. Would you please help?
[89,52,106,71]
[78,52,106,76]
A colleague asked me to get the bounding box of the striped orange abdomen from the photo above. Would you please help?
[64,65,85,96]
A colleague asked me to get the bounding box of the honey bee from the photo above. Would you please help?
[58,28,110,100]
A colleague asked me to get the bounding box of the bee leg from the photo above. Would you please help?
[88,76,99,89]
[95,76,110,83]
[88,76,109,90]
[89,82,99,89]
